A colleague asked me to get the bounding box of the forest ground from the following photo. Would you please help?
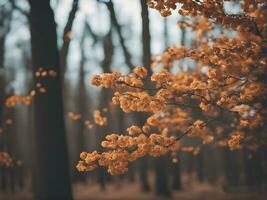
[0,174,266,200]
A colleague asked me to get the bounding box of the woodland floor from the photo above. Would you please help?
[0,175,266,200]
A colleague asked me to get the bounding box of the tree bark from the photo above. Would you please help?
[172,154,182,190]
[137,0,153,192]
[28,0,72,199]
[140,0,152,76]
[154,156,171,197]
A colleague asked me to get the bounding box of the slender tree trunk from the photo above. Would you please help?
[223,149,240,191]
[154,156,171,197]
[196,149,204,183]
[95,89,111,190]
[0,6,11,189]
[163,18,169,50]
[244,148,264,191]
[0,37,5,69]
[0,70,7,192]
[140,0,152,76]
[95,30,114,190]
[28,0,72,199]
[172,154,182,190]
[140,0,171,195]
[60,0,79,77]
[72,42,87,183]
[137,0,153,192]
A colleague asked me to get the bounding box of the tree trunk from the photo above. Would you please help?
[223,149,240,191]
[71,41,87,183]
[244,149,264,191]
[137,0,153,192]
[154,156,171,197]
[94,30,114,190]
[60,0,79,77]
[0,71,7,192]
[196,149,204,183]
[28,0,72,199]
[0,36,5,69]
[140,0,152,76]
[95,89,111,190]
[172,154,182,190]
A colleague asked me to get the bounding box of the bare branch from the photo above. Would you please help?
[60,0,79,77]
[10,0,29,17]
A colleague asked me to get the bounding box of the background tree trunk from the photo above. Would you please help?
[140,0,152,76]
[172,154,182,190]
[28,0,72,199]
[154,156,171,197]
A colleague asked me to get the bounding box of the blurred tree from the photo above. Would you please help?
[223,149,240,190]
[95,29,114,190]
[0,2,12,192]
[71,21,89,184]
[171,153,182,190]
[104,0,134,70]
[137,0,152,192]
[140,0,171,196]
[0,6,11,69]
[163,18,169,50]
[243,141,265,190]
[140,0,152,76]
[60,0,79,77]
[28,0,72,199]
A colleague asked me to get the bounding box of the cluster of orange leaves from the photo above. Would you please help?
[77,0,266,175]
[93,110,108,126]
[67,108,108,129]
[77,127,179,175]
[5,68,57,108]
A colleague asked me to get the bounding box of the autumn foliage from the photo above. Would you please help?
[76,0,265,175]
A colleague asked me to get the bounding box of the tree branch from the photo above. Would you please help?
[60,0,79,77]
[10,0,29,17]
[101,0,134,70]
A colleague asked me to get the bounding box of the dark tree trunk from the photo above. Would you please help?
[0,14,8,192]
[28,0,72,199]
[196,149,204,183]
[139,156,150,192]
[0,36,5,69]
[223,149,240,191]
[140,0,152,76]
[60,0,79,77]
[140,0,171,196]
[0,5,12,69]
[244,149,264,191]
[154,156,171,197]
[0,105,8,192]
[172,155,182,190]
[163,18,169,50]
[137,0,153,192]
